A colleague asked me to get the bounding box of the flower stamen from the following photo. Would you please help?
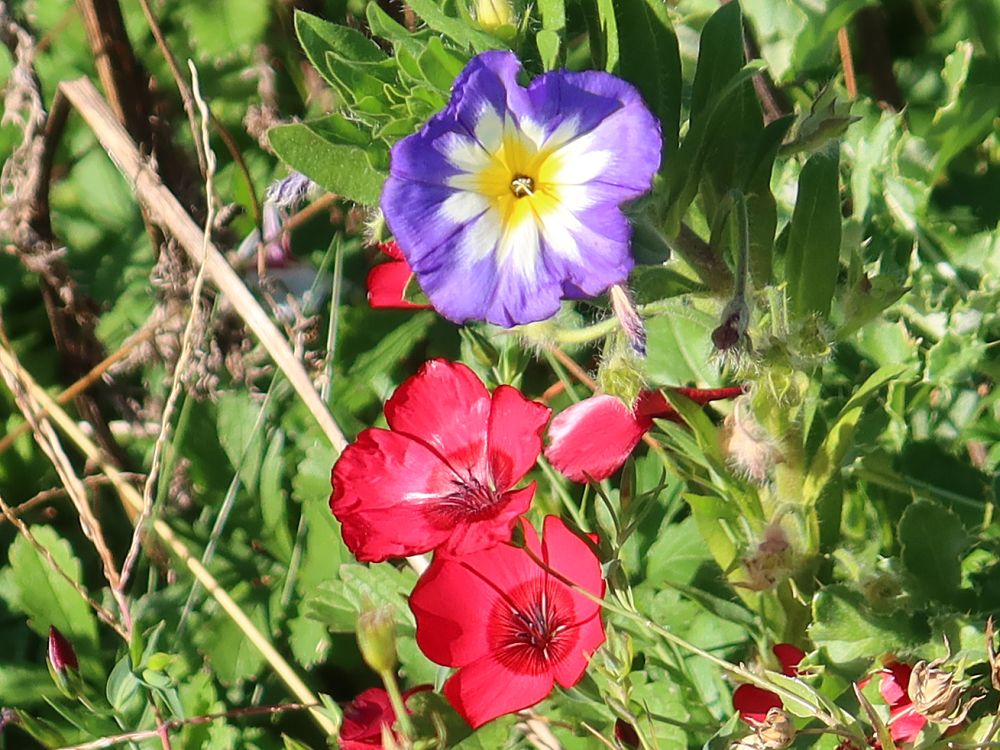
[510,174,535,197]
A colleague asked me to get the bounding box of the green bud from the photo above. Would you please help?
[597,335,646,408]
[357,606,398,676]
[473,0,514,28]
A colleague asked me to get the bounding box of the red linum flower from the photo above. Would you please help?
[409,516,605,728]
[545,386,744,482]
[367,241,431,310]
[872,662,927,745]
[733,643,806,723]
[339,685,430,750]
[330,359,550,561]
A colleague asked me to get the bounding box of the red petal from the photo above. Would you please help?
[888,706,926,744]
[732,684,782,724]
[552,611,605,688]
[377,240,405,261]
[384,360,491,477]
[544,395,649,482]
[635,390,676,420]
[340,687,394,744]
[443,653,555,729]
[439,484,535,556]
[409,530,542,667]
[330,428,457,562]
[367,260,430,310]
[772,643,806,676]
[879,662,913,707]
[541,516,605,625]
[487,385,550,490]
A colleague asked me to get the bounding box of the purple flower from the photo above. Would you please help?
[381,51,662,328]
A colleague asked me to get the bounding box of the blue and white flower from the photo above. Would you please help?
[381,51,662,327]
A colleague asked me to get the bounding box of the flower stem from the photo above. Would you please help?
[520,543,862,741]
[380,669,415,740]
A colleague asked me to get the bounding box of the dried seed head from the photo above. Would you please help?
[739,524,794,591]
[987,617,1000,692]
[908,658,982,725]
[731,708,796,750]
[719,396,781,484]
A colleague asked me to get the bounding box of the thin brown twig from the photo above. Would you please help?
[0,473,145,527]
[134,0,262,225]
[837,27,858,99]
[58,77,348,453]
[0,316,161,456]
[54,702,321,750]
[0,490,127,639]
[120,62,215,594]
[0,322,132,634]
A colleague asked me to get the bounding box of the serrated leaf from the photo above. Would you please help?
[269,119,386,206]
[898,500,968,603]
[808,585,922,670]
[0,527,99,653]
[785,146,842,319]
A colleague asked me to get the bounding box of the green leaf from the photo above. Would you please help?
[898,500,968,603]
[784,146,842,319]
[581,0,620,72]
[802,363,909,504]
[809,585,923,671]
[269,119,387,205]
[184,0,268,60]
[259,430,294,564]
[536,0,566,69]
[405,0,505,52]
[294,11,386,67]
[644,302,721,386]
[0,527,99,652]
[612,0,681,157]
[216,392,265,490]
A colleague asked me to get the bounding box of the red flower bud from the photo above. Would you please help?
[47,626,79,673]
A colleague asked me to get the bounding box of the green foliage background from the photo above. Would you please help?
[0,0,997,748]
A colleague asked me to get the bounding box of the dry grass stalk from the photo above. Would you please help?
[0,490,127,639]
[0,342,337,735]
[119,61,214,593]
[0,326,133,634]
[57,76,348,454]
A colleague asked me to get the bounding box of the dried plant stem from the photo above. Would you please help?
[0,491,127,639]
[53,702,319,750]
[0,316,160,456]
[0,345,337,735]
[57,77,348,454]
[838,26,858,99]
[119,61,214,593]
[0,325,133,634]
[0,474,145,526]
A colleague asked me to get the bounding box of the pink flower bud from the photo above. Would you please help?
[48,626,79,673]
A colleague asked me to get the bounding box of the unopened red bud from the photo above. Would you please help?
[614,718,640,748]
[48,626,78,673]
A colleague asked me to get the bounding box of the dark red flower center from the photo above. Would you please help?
[429,475,503,525]
[489,579,574,675]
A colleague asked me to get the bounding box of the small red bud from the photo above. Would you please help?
[48,626,79,672]
[614,719,640,748]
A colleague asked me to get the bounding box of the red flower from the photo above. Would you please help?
[330,359,550,561]
[733,643,806,723]
[409,516,606,728]
[367,241,431,310]
[339,685,430,750]
[545,387,744,482]
[871,662,926,745]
